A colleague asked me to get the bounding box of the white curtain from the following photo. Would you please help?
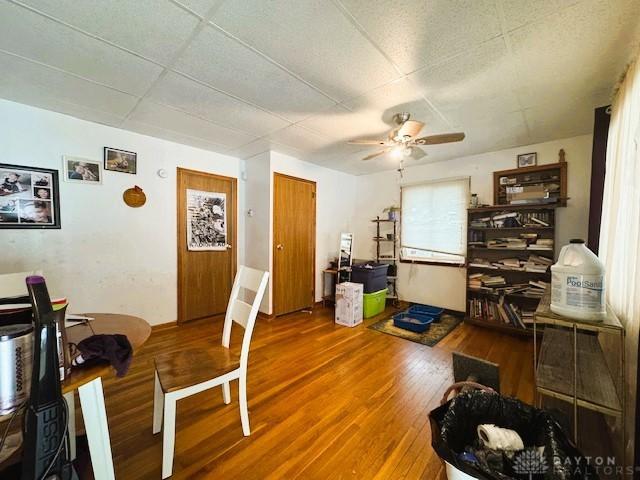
[598,53,640,466]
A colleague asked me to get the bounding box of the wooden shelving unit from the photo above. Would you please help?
[372,217,398,303]
[466,204,557,335]
[493,162,567,206]
[533,289,625,449]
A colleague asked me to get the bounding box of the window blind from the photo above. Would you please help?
[400,177,469,264]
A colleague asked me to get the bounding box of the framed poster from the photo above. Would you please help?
[104,147,137,174]
[63,156,102,184]
[0,164,61,229]
[186,189,227,251]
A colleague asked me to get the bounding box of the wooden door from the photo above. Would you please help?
[177,168,237,323]
[273,173,316,316]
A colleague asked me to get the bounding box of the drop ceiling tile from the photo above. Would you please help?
[17,0,200,65]
[408,37,520,126]
[210,0,399,101]
[121,119,232,153]
[0,2,162,96]
[337,0,502,74]
[509,0,632,107]
[499,0,559,32]
[267,125,333,153]
[297,104,390,142]
[524,95,601,143]
[126,101,256,149]
[148,72,290,136]
[173,25,335,122]
[227,139,274,160]
[0,51,137,119]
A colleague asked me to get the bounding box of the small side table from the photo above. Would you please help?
[322,268,350,306]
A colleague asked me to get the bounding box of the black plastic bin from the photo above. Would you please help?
[351,263,389,293]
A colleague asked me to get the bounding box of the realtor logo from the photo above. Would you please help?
[513,450,549,478]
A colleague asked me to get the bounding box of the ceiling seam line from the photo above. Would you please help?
[8,0,298,128]
[8,0,167,69]
[329,0,453,129]
[120,2,235,124]
[0,48,139,97]
[169,70,295,124]
[493,0,531,139]
[206,21,341,104]
[126,118,236,151]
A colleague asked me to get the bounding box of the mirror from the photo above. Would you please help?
[338,233,353,270]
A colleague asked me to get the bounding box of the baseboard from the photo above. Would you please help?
[151,321,177,332]
[258,311,276,320]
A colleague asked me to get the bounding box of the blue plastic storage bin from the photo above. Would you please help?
[407,304,445,322]
[393,312,434,333]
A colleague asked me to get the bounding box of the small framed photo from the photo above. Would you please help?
[104,147,137,174]
[63,156,101,184]
[517,152,537,168]
[0,163,60,229]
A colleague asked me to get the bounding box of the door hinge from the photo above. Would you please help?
[312,191,316,199]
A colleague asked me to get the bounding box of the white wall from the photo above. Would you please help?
[243,150,357,314]
[243,151,271,312]
[352,134,594,311]
[0,99,244,325]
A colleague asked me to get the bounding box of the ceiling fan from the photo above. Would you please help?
[348,112,465,162]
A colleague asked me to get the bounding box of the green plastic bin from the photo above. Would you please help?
[363,288,387,318]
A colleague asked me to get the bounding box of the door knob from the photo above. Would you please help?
[276,244,284,250]
[225,244,232,249]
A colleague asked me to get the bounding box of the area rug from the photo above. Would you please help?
[368,313,462,347]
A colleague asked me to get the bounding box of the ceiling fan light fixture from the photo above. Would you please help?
[402,146,412,157]
[391,145,404,159]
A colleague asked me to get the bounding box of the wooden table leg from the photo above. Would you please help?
[78,377,115,480]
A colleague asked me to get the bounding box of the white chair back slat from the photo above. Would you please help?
[237,267,265,292]
[221,266,269,362]
[231,299,252,328]
[0,270,42,299]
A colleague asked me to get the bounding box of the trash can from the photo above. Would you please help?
[429,387,598,479]
[351,263,389,293]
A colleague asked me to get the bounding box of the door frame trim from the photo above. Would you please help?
[273,172,316,316]
[177,167,238,324]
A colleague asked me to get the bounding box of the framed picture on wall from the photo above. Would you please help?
[63,156,102,184]
[0,163,61,229]
[517,152,537,168]
[104,147,137,174]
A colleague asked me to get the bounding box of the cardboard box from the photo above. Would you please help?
[335,282,363,327]
[506,185,548,202]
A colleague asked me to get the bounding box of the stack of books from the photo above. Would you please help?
[523,254,553,272]
[468,273,506,290]
[521,212,551,227]
[486,237,528,249]
[528,239,554,250]
[524,280,549,297]
[469,254,553,273]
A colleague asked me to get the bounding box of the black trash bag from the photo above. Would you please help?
[429,390,598,479]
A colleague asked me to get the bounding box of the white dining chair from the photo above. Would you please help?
[152,266,269,479]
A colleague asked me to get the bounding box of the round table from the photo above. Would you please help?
[63,313,151,392]
[0,313,151,480]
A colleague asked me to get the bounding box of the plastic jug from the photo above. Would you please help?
[550,239,605,321]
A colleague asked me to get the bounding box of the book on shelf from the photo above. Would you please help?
[469,210,553,229]
[468,297,532,330]
[469,254,553,273]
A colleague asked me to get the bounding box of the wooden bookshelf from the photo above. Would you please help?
[493,162,567,206]
[465,204,557,335]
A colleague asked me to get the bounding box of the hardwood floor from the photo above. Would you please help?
[93,305,534,479]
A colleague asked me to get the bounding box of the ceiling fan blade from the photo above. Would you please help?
[348,138,389,145]
[413,132,465,145]
[362,149,390,161]
[396,120,425,139]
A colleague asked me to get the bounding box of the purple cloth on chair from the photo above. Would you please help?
[76,334,133,377]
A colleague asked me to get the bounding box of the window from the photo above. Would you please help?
[400,177,469,265]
